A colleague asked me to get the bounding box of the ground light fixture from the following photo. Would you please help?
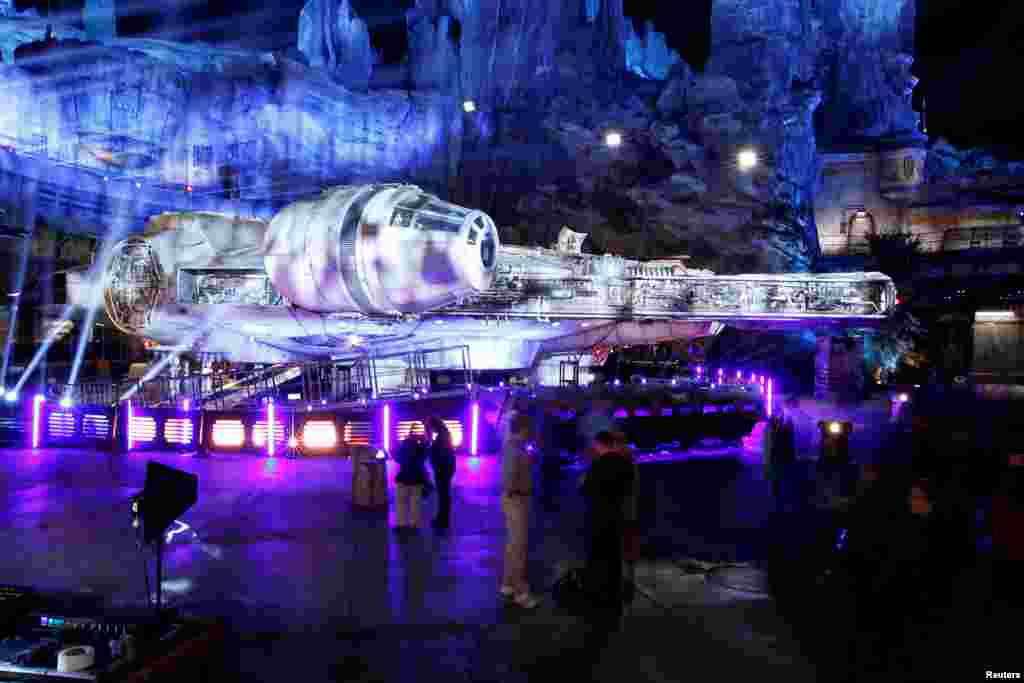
[818,420,853,463]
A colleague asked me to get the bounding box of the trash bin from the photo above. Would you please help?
[352,445,389,508]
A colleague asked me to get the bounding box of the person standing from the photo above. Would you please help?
[427,417,456,531]
[578,398,615,460]
[615,432,641,603]
[772,404,798,512]
[394,430,429,530]
[583,431,635,617]
[500,414,539,609]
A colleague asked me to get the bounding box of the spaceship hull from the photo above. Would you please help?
[74,184,896,368]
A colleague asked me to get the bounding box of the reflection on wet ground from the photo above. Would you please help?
[0,424,838,681]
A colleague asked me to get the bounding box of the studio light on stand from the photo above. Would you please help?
[131,462,198,622]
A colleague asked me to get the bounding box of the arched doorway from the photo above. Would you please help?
[843,209,877,253]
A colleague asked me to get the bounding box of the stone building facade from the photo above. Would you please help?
[815,143,1024,257]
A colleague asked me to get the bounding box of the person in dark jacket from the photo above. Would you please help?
[583,431,635,616]
[769,403,798,512]
[394,430,429,530]
[990,453,1024,611]
[843,477,964,680]
[427,417,456,530]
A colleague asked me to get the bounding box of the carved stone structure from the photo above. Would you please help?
[816,143,1024,256]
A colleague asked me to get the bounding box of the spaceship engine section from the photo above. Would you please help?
[263,184,500,315]
[104,237,169,334]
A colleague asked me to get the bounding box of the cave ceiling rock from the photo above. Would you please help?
[407,9,460,91]
[298,0,374,89]
[419,0,564,110]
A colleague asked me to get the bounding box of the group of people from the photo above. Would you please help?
[761,394,1022,680]
[392,417,457,531]
[498,401,640,616]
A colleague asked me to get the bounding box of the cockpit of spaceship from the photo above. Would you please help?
[388,191,498,270]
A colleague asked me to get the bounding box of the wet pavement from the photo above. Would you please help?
[0,404,1006,681]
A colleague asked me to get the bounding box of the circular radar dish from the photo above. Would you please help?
[104,238,164,334]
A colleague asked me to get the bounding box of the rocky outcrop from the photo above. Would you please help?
[407,9,459,92]
[409,0,564,109]
[623,18,681,80]
[490,60,820,274]
[925,137,1024,182]
[84,0,116,41]
[298,0,374,90]
[815,0,922,144]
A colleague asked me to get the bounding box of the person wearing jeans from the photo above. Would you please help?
[394,431,429,530]
[500,414,538,609]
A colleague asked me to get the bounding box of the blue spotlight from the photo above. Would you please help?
[4,390,16,403]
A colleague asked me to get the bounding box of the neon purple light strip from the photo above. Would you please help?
[766,379,773,417]
[32,394,44,448]
[267,400,276,457]
[126,401,134,451]
[470,402,479,456]
[382,404,390,453]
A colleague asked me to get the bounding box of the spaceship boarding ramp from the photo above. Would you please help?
[202,364,302,409]
[105,362,301,410]
[301,344,473,406]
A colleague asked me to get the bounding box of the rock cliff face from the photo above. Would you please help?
[298,0,374,90]
[814,0,921,144]
[0,0,940,280]
[475,0,828,274]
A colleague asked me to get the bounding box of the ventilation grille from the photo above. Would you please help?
[48,412,75,439]
[211,419,245,447]
[443,419,463,448]
[343,420,372,445]
[303,420,338,449]
[253,420,286,447]
[82,414,111,440]
[130,416,157,443]
[165,418,194,446]
[396,420,425,442]
[0,416,24,437]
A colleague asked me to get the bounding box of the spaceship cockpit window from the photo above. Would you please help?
[394,196,469,233]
